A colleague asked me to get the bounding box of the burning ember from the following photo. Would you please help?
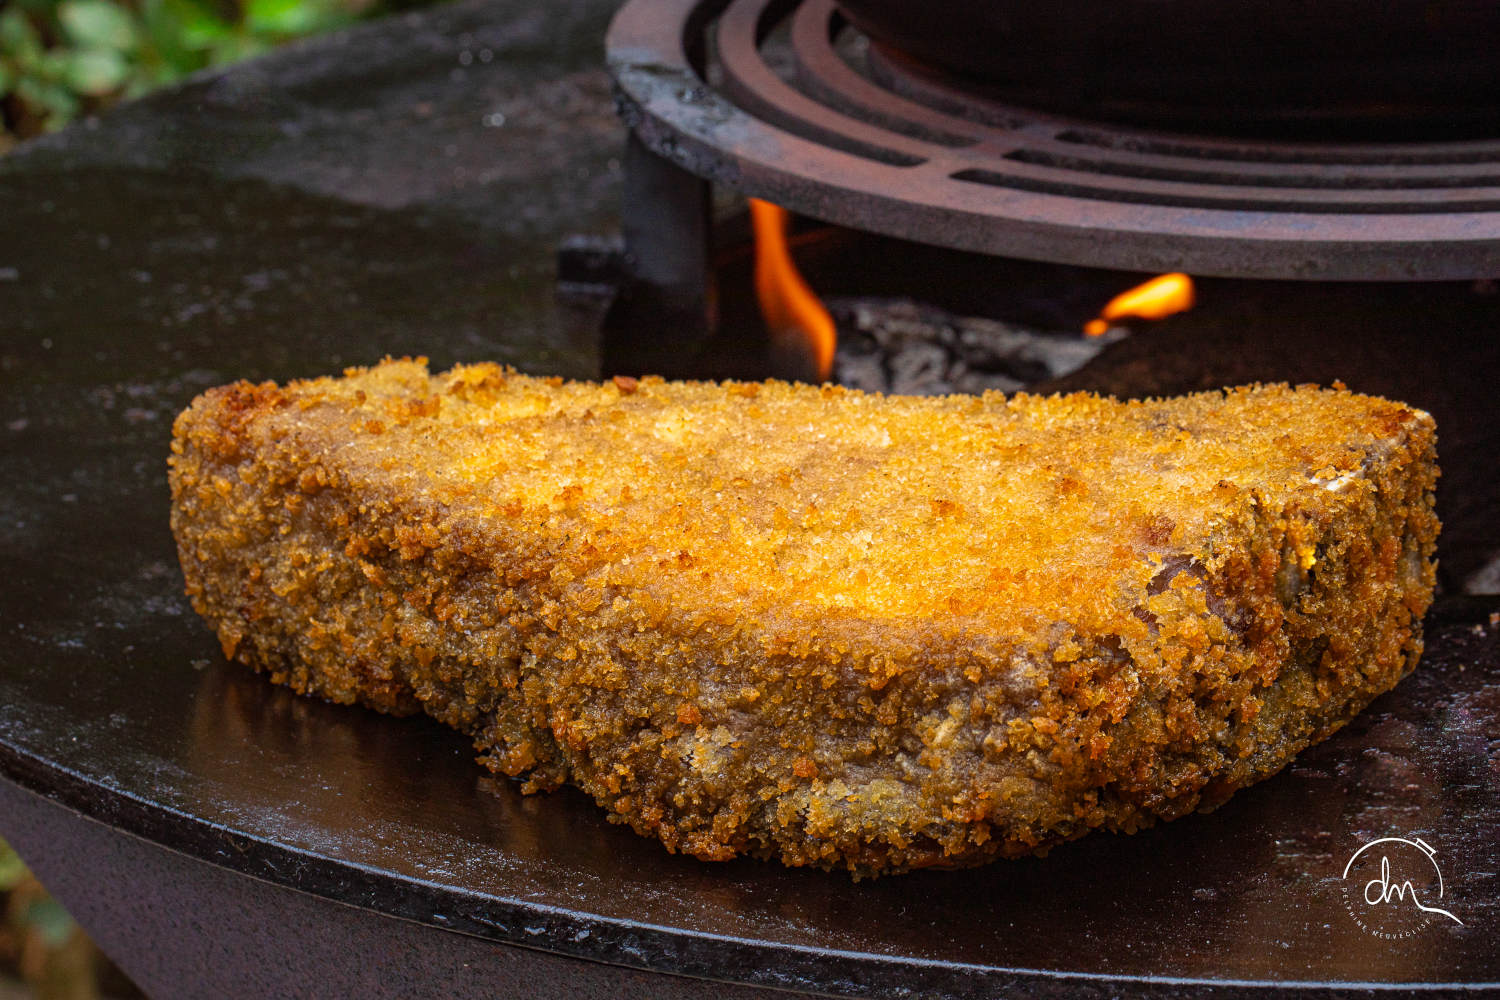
[1084,273,1196,336]
[750,198,837,382]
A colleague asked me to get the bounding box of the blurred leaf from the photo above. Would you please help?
[0,8,44,62]
[21,897,78,949]
[0,839,26,890]
[165,0,235,49]
[0,61,14,96]
[123,72,157,97]
[139,0,195,76]
[140,0,234,64]
[17,74,80,120]
[59,0,140,51]
[246,0,334,37]
[64,46,129,94]
[39,46,79,80]
[210,31,271,63]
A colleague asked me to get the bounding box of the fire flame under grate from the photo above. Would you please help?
[608,0,1500,279]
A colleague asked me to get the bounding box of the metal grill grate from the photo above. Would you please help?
[608,0,1500,279]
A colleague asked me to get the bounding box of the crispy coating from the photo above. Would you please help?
[168,359,1439,874]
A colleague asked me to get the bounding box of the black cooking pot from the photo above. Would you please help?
[835,0,1500,138]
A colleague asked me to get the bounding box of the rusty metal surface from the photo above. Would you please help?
[608,0,1500,279]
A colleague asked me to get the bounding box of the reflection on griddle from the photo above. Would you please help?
[178,615,1499,978]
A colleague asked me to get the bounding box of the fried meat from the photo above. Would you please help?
[168,359,1439,873]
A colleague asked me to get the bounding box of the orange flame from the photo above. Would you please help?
[750,198,836,383]
[1084,272,1196,336]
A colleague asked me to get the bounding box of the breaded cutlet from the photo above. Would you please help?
[169,359,1439,874]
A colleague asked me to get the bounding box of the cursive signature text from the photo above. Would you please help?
[1364,855,1465,926]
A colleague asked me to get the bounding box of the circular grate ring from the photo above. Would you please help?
[608,0,1500,279]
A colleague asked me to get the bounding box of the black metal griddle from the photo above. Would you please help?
[1,0,1499,995]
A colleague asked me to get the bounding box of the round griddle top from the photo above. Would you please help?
[1,0,1498,994]
[3,358,1499,997]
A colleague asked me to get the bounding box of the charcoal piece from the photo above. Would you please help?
[833,351,889,394]
[957,317,1125,381]
[829,297,1125,397]
[886,340,952,395]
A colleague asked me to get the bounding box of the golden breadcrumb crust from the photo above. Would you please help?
[169,359,1439,873]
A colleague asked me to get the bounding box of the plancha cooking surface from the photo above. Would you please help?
[2,423,1498,992]
[1,343,1496,992]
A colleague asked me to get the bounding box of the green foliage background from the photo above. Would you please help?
[1,836,118,998]
[0,0,411,147]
